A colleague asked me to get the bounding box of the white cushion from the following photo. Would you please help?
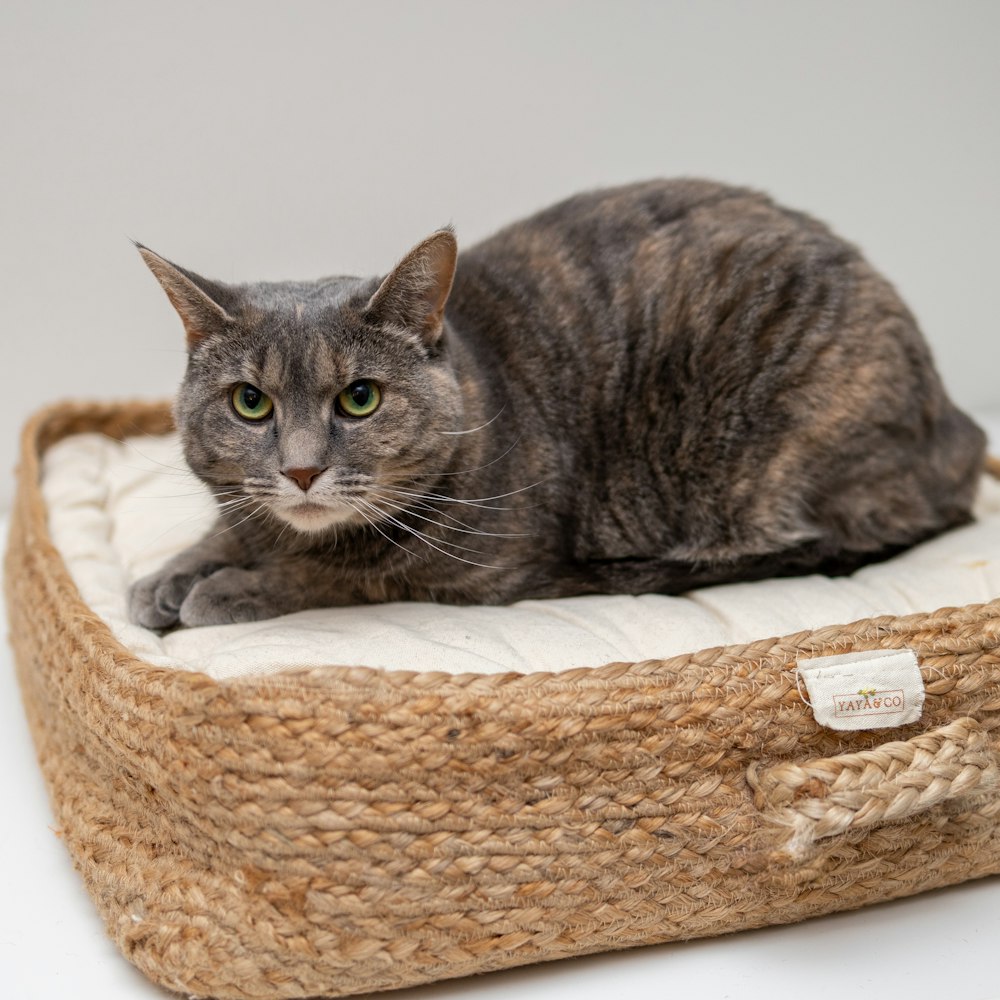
[40,429,1000,680]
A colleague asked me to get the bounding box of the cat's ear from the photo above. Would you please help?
[364,228,458,347]
[135,243,237,349]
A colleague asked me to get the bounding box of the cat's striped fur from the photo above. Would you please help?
[129,179,984,627]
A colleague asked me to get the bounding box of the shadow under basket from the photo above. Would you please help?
[6,400,1000,1000]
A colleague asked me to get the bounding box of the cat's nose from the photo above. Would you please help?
[282,466,327,492]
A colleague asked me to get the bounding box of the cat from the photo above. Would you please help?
[128,178,986,629]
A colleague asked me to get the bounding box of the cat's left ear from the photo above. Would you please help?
[364,228,457,347]
[135,243,237,350]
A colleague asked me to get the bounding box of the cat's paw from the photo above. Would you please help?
[178,567,280,626]
[128,562,221,629]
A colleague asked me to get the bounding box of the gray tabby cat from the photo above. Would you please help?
[129,179,985,628]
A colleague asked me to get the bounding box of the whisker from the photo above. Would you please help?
[271,517,293,549]
[387,494,484,531]
[376,490,527,534]
[130,490,217,501]
[344,498,424,563]
[368,490,531,539]
[359,499,508,570]
[214,494,249,503]
[124,467,197,480]
[207,502,269,541]
[129,489,259,558]
[359,499,488,555]
[379,487,523,513]
[430,435,523,478]
[439,402,507,436]
[380,478,546,511]
[113,439,193,478]
[131,507,226,555]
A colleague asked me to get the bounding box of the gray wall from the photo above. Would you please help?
[2,0,998,511]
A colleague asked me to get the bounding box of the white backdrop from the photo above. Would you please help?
[2,0,998,510]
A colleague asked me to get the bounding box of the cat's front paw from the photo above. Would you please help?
[178,567,282,626]
[129,562,220,629]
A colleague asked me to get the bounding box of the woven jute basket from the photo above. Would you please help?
[6,400,1000,1000]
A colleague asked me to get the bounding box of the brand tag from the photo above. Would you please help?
[796,648,924,731]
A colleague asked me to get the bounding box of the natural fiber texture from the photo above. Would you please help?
[6,400,1000,1000]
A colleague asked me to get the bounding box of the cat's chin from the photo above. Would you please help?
[273,502,357,534]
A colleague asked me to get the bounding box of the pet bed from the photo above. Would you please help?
[6,399,1000,1000]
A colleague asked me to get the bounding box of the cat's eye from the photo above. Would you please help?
[337,379,381,418]
[231,383,274,421]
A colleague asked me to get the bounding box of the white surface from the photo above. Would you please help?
[2,0,999,514]
[41,429,1000,679]
[3,526,1000,1000]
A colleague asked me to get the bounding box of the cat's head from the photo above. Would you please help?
[138,231,466,534]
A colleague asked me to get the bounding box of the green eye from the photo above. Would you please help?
[231,383,273,421]
[337,379,381,418]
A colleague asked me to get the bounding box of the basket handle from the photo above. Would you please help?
[747,718,999,856]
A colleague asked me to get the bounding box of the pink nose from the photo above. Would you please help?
[282,466,326,492]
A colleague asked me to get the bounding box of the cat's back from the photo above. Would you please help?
[447,179,984,581]
[449,177,858,358]
[495,177,753,243]
[448,177,872,417]
[453,177,833,285]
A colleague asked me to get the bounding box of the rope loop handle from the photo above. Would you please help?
[748,718,999,852]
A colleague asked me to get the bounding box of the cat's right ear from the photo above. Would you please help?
[363,229,458,348]
[135,243,236,349]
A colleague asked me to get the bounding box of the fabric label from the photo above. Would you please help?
[796,648,924,731]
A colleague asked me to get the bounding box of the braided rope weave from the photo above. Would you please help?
[749,717,1000,853]
[6,400,1000,999]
